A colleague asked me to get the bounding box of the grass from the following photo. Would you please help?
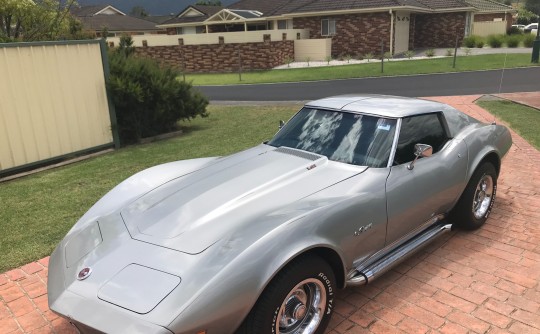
[184,54,538,86]
[477,100,540,150]
[0,105,299,273]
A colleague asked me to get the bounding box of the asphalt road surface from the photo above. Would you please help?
[198,67,540,101]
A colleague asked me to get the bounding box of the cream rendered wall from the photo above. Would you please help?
[108,29,310,47]
[294,39,331,61]
[0,41,114,173]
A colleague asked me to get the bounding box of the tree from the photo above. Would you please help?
[195,0,222,6]
[130,6,148,18]
[525,0,540,15]
[517,7,539,24]
[0,0,82,42]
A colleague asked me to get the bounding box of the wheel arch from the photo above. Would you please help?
[480,152,501,177]
[470,150,501,180]
[300,247,347,289]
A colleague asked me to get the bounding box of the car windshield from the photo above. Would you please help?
[268,108,397,167]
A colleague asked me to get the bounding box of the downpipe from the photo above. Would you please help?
[347,223,453,286]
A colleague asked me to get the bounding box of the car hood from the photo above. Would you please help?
[121,145,365,254]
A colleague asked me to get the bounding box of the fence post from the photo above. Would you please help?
[381,39,384,73]
[453,28,459,68]
[238,48,243,81]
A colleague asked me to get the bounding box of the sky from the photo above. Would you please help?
[76,0,237,15]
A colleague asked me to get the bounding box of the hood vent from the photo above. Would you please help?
[275,147,322,161]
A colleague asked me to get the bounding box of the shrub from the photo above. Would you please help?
[506,35,521,48]
[363,52,374,62]
[325,55,333,65]
[487,34,503,48]
[107,51,209,144]
[463,35,479,48]
[284,56,294,67]
[305,56,311,66]
[425,49,435,57]
[463,47,472,56]
[445,49,453,56]
[383,51,393,61]
[476,40,485,48]
[507,26,523,35]
[404,50,415,59]
[523,33,536,47]
[344,54,353,63]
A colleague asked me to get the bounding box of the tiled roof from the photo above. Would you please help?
[463,0,514,12]
[228,0,473,16]
[227,0,294,16]
[71,4,125,17]
[71,4,110,17]
[412,0,470,9]
[163,0,475,26]
[79,15,160,32]
[162,5,223,25]
[145,15,176,24]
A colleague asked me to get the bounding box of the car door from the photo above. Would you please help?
[385,112,467,245]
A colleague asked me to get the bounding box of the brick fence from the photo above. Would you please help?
[135,40,294,73]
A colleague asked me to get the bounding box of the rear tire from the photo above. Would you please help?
[451,162,497,230]
[237,255,336,334]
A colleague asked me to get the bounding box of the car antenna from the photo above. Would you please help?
[493,49,510,125]
[498,51,509,95]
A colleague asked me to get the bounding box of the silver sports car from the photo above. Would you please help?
[48,95,512,334]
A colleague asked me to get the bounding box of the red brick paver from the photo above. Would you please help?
[1,94,539,334]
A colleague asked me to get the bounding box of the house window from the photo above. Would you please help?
[321,18,336,36]
[278,20,288,29]
[176,27,183,35]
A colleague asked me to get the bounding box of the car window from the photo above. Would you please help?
[393,113,448,165]
[268,108,397,167]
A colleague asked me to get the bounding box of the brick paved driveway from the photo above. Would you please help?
[1,95,539,334]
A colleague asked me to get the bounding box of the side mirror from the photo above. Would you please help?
[279,120,285,129]
[407,144,433,170]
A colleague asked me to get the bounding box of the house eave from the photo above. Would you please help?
[95,5,126,16]
[279,6,476,18]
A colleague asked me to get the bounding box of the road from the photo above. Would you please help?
[197,67,540,101]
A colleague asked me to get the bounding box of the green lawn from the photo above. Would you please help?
[185,54,538,85]
[0,105,299,273]
[477,100,540,150]
[1,100,539,273]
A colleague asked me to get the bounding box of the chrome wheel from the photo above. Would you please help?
[276,278,326,334]
[472,174,494,219]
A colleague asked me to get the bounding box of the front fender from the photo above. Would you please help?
[168,212,347,334]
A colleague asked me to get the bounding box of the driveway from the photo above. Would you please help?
[1,94,539,334]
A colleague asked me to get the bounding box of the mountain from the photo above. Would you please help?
[75,0,237,15]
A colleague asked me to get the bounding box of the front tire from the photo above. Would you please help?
[451,162,497,230]
[237,256,336,334]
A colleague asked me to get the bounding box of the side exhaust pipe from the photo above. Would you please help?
[347,223,453,286]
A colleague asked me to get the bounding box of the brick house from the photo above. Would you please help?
[131,0,514,72]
